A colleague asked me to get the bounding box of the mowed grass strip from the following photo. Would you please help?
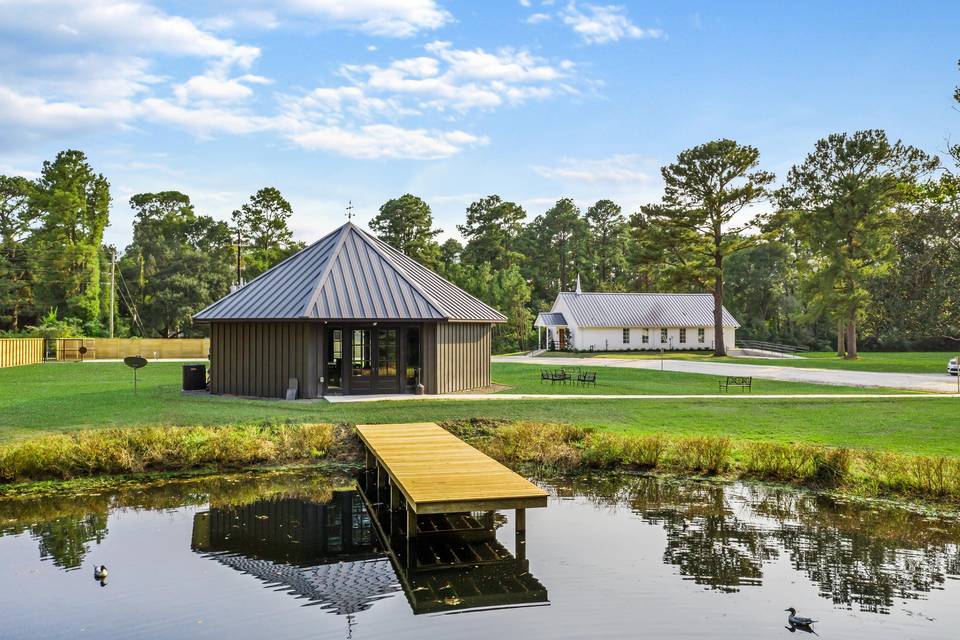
[490,362,904,395]
[542,350,959,374]
[0,362,958,457]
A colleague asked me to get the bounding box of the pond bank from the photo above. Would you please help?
[1,419,959,508]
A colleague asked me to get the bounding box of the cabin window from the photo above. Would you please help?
[622,328,630,344]
[641,328,649,344]
[660,328,668,343]
[698,328,705,343]
[679,328,687,344]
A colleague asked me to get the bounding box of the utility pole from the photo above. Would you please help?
[109,249,115,338]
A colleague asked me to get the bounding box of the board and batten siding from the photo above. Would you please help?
[432,322,492,394]
[209,322,320,398]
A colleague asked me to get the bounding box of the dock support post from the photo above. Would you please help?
[390,481,402,537]
[515,508,526,561]
[406,503,418,540]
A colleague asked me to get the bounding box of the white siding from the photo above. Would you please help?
[572,325,735,352]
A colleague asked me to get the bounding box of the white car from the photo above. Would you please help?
[949,357,959,376]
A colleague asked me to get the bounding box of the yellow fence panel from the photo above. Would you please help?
[0,338,45,368]
[80,338,210,360]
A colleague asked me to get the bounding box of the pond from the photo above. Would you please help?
[1,469,958,639]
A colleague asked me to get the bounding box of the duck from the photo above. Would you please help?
[785,607,817,627]
[94,565,108,581]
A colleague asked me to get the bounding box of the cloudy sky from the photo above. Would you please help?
[1,0,958,248]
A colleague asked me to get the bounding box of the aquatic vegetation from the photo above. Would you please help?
[446,420,960,502]
[0,422,335,482]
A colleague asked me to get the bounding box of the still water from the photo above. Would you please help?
[1,470,958,639]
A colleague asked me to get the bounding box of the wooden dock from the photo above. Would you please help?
[356,422,548,539]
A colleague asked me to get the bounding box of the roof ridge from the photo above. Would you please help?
[349,225,451,319]
[559,291,712,296]
[299,224,353,317]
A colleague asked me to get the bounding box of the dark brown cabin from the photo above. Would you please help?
[193,222,506,398]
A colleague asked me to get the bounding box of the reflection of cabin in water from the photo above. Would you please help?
[191,489,548,616]
[191,491,399,615]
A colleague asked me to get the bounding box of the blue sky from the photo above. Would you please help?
[1,0,958,249]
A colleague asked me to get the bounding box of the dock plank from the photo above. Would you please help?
[356,422,548,514]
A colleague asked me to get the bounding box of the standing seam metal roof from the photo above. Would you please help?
[194,222,506,322]
[554,292,739,328]
[535,312,568,327]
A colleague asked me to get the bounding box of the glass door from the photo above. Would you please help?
[373,328,400,393]
[350,328,372,393]
[325,328,343,394]
[404,327,420,389]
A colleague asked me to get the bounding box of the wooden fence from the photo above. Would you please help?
[0,337,210,367]
[74,338,210,360]
[0,338,45,368]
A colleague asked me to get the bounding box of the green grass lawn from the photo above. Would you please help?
[729,351,956,374]
[491,362,900,395]
[534,350,957,374]
[1,362,958,457]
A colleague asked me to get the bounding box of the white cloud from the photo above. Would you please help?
[174,74,272,104]
[285,0,451,37]
[138,98,274,136]
[532,154,656,183]
[527,12,552,24]
[201,9,280,32]
[329,41,571,114]
[561,2,663,44]
[289,124,487,159]
[0,86,134,136]
[2,0,260,68]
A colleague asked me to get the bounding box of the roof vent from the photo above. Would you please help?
[575,274,582,295]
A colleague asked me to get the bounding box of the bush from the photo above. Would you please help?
[671,436,732,474]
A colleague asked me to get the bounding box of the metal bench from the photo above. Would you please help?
[719,376,752,392]
[577,371,597,387]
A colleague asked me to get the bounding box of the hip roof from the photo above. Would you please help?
[194,222,506,323]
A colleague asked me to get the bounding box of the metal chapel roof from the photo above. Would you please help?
[194,222,506,323]
[552,292,740,328]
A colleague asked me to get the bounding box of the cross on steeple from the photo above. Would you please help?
[345,200,354,221]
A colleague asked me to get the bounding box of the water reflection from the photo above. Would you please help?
[555,474,960,613]
[190,490,401,617]
[1,469,959,633]
[358,489,549,614]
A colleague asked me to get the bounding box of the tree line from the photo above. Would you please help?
[0,151,302,339]
[3,75,960,356]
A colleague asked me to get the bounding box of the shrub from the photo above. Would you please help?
[485,421,587,468]
[741,442,815,481]
[0,423,335,483]
[622,434,667,469]
[671,436,732,474]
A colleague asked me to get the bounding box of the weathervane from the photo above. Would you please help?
[345,200,354,221]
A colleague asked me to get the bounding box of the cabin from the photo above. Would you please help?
[535,287,739,353]
[194,222,505,398]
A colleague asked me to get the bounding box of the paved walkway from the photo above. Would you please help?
[493,355,960,394]
[326,392,952,403]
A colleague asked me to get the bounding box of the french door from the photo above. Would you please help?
[348,328,400,394]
